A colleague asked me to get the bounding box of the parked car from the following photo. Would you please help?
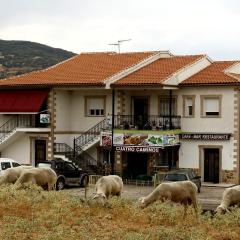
[0,158,21,175]
[37,158,89,190]
[163,169,201,193]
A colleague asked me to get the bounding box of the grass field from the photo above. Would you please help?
[0,185,240,240]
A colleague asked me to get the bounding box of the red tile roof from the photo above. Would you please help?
[0,51,239,88]
[180,61,240,86]
[0,52,155,87]
[111,55,204,86]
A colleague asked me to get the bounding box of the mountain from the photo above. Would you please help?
[0,40,76,79]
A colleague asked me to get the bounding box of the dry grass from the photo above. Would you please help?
[0,185,240,240]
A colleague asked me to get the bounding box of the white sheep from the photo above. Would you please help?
[14,167,57,191]
[0,166,33,185]
[216,185,240,214]
[139,181,198,218]
[92,175,123,204]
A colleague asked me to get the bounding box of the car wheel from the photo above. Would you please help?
[56,178,65,190]
[80,175,89,187]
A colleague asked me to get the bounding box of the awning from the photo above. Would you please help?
[0,90,49,113]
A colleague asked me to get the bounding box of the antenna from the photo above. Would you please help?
[108,39,131,53]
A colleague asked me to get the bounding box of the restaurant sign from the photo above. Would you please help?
[100,132,180,152]
[179,133,231,141]
[115,146,160,153]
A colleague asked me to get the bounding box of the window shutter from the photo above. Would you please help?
[205,98,219,112]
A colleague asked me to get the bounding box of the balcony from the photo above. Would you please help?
[114,115,181,131]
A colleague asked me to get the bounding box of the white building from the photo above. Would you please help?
[0,51,239,183]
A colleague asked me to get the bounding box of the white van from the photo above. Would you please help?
[0,158,21,175]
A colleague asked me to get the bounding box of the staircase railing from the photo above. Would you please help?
[0,115,34,143]
[54,142,103,174]
[74,117,109,153]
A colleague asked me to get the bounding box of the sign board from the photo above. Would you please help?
[100,131,180,152]
[40,114,50,124]
[100,131,112,147]
[179,133,231,141]
[115,146,161,153]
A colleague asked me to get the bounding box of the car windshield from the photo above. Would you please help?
[187,171,196,179]
[165,173,187,181]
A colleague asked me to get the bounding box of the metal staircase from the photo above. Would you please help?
[74,118,109,154]
[0,115,34,144]
[54,143,103,175]
[54,118,110,174]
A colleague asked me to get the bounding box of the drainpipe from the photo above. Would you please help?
[111,89,115,174]
[169,90,172,130]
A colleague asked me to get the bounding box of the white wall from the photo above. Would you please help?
[55,89,113,132]
[179,140,234,170]
[178,87,235,133]
[1,134,30,165]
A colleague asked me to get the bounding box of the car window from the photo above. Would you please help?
[65,163,76,171]
[12,162,21,167]
[165,174,187,181]
[1,162,11,170]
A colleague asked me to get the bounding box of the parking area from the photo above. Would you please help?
[65,184,228,211]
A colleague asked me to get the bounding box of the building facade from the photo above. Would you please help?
[0,51,239,184]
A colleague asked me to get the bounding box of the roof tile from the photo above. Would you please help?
[180,61,240,86]
[111,55,204,86]
[0,52,155,87]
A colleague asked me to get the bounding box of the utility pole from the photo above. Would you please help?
[108,39,131,53]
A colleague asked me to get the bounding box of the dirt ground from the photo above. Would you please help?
[65,184,226,211]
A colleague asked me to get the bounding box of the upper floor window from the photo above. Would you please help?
[201,96,222,117]
[159,96,177,116]
[85,96,106,117]
[183,96,195,117]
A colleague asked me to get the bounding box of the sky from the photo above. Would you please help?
[0,0,240,60]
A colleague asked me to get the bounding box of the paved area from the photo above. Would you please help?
[65,184,228,211]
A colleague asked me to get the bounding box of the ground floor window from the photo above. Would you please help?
[154,147,179,170]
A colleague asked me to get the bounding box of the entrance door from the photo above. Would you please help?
[204,148,220,183]
[125,152,148,179]
[35,140,46,166]
[133,97,148,129]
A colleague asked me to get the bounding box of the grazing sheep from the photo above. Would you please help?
[92,175,123,204]
[14,167,57,191]
[216,185,240,214]
[0,166,33,185]
[139,181,198,218]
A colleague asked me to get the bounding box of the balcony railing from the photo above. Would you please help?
[114,115,181,130]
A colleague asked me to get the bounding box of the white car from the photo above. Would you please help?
[0,158,21,175]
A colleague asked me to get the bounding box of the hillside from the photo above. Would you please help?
[0,40,76,79]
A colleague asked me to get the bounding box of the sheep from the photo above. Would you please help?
[216,185,240,214]
[14,167,57,191]
[92,175,123,204]
[139,181,198,218]
[0,166,33,185]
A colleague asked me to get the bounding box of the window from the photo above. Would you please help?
[183,96,195,117]
[201,96,221,117]
[1,162,11,170]
[12,162,21,167]
[159,96,177,116]
[85,96,106,117]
